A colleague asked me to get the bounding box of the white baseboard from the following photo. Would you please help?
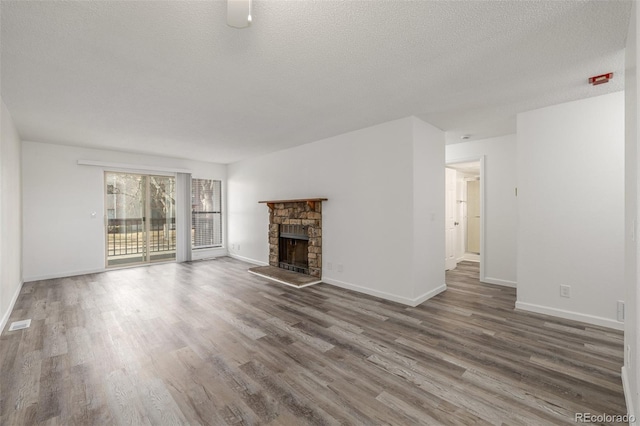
[412,284,448,307]
[191,247,228,261]
[23,268,106,283]
[323,277,446,307]
[463,253,480,262]
[25,254,260,282]
[515,301,624,330]
[26,259,192,281]
[26,253,234,281]
[482,276,517,288]
[622,366,637,424]
[227,253,268,266]
[1,280,24,334]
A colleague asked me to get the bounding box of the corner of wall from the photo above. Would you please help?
[0,98,24,332]
[624,0,640,420]
[0,280,24,334]
[411,117,446,301]
[622,366,637,424]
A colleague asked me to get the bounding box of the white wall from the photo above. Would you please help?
[446,134,518,287]
[228,116,446,306]
[22,141,226,281]
[625,0,639,420]
[412,118,446,300]
[516,92,625,330]
[0,99,23,332]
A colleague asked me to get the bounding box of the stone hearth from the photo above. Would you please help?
[259,198,326,278]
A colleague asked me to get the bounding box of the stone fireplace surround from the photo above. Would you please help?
[259,198,327,278]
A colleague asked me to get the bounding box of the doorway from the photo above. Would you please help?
[445,159,484,275]
[105,172,176,267]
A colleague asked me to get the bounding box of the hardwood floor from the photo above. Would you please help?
[1,259,626,425]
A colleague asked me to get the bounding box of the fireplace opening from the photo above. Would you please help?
[279,224,309,274]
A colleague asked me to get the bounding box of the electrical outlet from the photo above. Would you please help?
[560,285,571,298]
[337,264,343,272]
[617,300,625,322]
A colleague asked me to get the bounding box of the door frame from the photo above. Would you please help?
[445,155,486,282]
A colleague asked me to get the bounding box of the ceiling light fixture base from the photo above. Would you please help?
[227,0,252,29]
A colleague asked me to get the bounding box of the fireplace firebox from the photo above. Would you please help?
[279,224,309,274]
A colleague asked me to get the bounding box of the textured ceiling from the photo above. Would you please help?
[0,1,632,164]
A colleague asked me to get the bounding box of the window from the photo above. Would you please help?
[191,179,222,249]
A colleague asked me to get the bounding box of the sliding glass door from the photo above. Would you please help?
[105,172,176,267]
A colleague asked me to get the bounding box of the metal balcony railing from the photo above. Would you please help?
[107,218,176,257]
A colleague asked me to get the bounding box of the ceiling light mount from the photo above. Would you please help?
[588,72,613,86]
[227,0,252,29]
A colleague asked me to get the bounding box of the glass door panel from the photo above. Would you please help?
[106,172,146,266]
[105,172,176,267]
[148,175,176,262]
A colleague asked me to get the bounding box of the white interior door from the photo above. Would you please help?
[445,168,458,270]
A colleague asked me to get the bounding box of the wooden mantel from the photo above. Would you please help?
[258,198,328,210]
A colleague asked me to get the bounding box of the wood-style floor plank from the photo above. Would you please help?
[0,258,627,425]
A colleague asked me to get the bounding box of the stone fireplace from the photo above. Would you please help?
[259,198,326,278]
